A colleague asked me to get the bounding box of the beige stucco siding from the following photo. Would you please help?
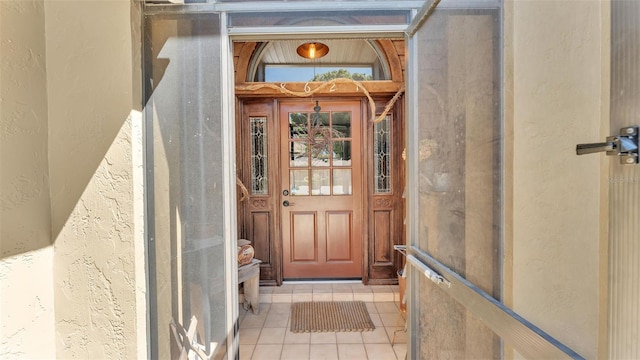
[506,1,606,358]
[1,1,55,359]
[1,0,145,359]
[43,1,144,358]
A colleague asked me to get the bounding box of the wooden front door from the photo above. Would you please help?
[280,101,363,279]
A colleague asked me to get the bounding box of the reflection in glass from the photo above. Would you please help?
[310,144,330,167]
[374,115,391,193]
[290,169,309,196]
[290,141,309,167]
[289,112,308,139]
[312,112,330,137]
[250,117,268,195]
[332,140,351,166]
[333,169,352,195]
[312,169,330,195]
[331,112,351,138]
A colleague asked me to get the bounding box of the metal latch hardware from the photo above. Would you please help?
[576,126,639,164]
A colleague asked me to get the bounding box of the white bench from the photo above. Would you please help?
[238,258,261,314]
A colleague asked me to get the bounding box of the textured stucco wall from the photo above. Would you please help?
[42,0,145,358]
[507,1,606,359]
[0,1,56,359]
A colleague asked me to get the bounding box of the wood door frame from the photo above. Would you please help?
[236,95,405,285]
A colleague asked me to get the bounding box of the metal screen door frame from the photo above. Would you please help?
[404,0,584,359]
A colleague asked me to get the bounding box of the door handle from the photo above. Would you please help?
[576,126,638,164]
[283,200,294,207]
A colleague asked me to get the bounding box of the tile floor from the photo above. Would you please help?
[238,282,407,360]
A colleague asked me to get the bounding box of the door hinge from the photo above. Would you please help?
[576,126,639,164]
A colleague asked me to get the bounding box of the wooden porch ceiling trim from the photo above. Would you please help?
[235,80,404,98]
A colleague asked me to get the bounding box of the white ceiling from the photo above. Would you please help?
[259,39,380,65]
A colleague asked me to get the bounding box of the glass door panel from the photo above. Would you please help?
[144,12,236,360]
[406,3,502,359]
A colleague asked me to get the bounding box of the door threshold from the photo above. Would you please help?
[283,279,362,284]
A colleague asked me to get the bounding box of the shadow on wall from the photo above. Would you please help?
[1,0,142,259]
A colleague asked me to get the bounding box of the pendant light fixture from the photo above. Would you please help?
[296,42,329,59]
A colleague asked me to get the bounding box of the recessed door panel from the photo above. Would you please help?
[290,212,317,262]
[326,211,352,262]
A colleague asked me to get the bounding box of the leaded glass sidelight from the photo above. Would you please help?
[250,117,268,194]
[374,115,391,193]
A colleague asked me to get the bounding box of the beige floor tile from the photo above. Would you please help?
[310,344,338,360]
[373,293,394,302]
[239,344,255,360]
[294,283,314,290]
[370,286,391,293]
[259,293,272,304]
[335,331,363,344]
[313,288,333,293]
[332,293,354,302]
[386,327,407,345]
[337,343,367,360]
[292,293,313,302]
[284,330,311,344]
[364,343,397,360]
[257,327,287,344]
[241,313,268,329]
[273,286,293,294]
[264,312,289,328]
[364,302,378,314]
[379,313,401,327]
[281,344,310,360]
[251,344,282,360]
[269,303,292,315]
[310,331,337,344]
[351,283,370,290]
[375,302,399,314]
[259,286,274,294]
[312,283,334,291]
[393,343,407,359]
[293,288,314,293]
[313,293,333,302]
[352,288,372,294]
[361,327,390,344]
[240,328,261,345]
[353,293,374,302]
[332,284,353,291]
[272,293,293,303]
[368,313,383,327]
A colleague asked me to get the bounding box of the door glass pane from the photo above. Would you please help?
[311,169,330,195]
[409,5,501,359]
[144,12,232,360]
[333,169,352,195]
[250,117,268,195]
[311,112,330,137]
[310,144,331,167]
[374,115,391,193]
[332,112,351,138]
[332,140,351,166]
[289,112,308,138]
[290,169,309,196]
[290,141,309,167]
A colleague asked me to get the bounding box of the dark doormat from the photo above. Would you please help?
[290,301,376,333]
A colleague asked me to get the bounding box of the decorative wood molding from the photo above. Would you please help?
[374,198,393,208]
[236,80,404,98]
[250,198,268,208]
